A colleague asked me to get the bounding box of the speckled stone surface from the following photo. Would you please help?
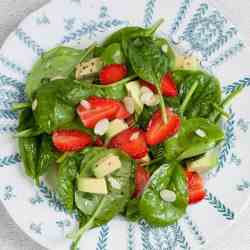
[0,1,250,250]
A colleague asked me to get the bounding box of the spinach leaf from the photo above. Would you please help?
[26,44,96,99]
[164,118,224,160]
[102,19,164,48]
[17,109,40,181]
[101,43,125,65]
[123,198,141,222]
[18,137,39,179]
[34,82,75,133]
[128,37,169,85]
[171,70,222,118]
[128,36,170,121]
[139,162,188,226]
[71,147,134,250]
[37,134,56,181]
[56,154,81,211]
[154,37,176,70]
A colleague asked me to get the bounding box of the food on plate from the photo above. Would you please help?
[13,18,242,250]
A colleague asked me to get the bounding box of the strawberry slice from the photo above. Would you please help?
[100,64,128,85]
[139,79,157,93]
[186,171,206,204]
[133,164,150,198]
[161,73,178,97]
[52,130,92,152]
[77,96,129,128]
[109,127,148,159]
[146,108,180,145]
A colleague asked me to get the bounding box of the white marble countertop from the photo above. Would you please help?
[0,0,250,249]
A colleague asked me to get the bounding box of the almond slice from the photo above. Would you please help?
[160,189,176,202]
[94,119,110,136]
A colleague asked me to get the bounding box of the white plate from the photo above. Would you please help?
[0,0,250,249]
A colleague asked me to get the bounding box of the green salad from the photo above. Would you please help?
[13,19,242,249]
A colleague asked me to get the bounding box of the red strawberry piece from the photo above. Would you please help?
[52,130,92,152]
[161,73,178,97]
[109,127,148,159]
[146,108,180,145]
[186,171,206,204]
[133,164,150,198]
[99,64,128,85]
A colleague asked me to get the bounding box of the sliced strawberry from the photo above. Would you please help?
[139,79,157,93]
[52,130,92,152]
[186,171,206,204]
[100,64,128,85]
[161,73,178,97]
[77,97,129,128]
[133,164,150,198]
[109,127,148,159]
[146,108,180,145]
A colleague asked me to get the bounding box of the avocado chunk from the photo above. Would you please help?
[94,154,122,178]
[175,54,201,71]
[75,57,103,80]
[187,150,218,173]
[77,177,108,194]
[106,119,128,140]
[126,81,143,114]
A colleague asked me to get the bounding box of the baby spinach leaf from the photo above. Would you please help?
[71,147,134,249]
[56,154,81,212]
[103,19,164,48]
[26,44,96,99]
[34,82,75,133]
[137,105,158,130]
[37,134,56,181]
[101,43,125,65]
[171,70,222,118]
[123,198,141,222]
[17,108,35,132]
[139,162,188,226]
[128,36,169,85]
[18,137,39,179]
[164,118,224,160]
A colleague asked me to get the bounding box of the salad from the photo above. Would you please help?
[13,19,242,249]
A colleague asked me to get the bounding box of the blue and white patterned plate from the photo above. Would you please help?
[0,0,250,249]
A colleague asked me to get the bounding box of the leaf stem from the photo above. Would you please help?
[211,103,229,119]
[156,85,168,123]
[56,152,71,164]
[12,102,31,111]
[15,128,40,138]
[71,198,106,250]
[148,18,165,35]
[179,81,199,115]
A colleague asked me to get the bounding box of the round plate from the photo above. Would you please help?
[1,0,250,249]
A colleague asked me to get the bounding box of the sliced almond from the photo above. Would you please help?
[108,176,121,190]
[32,99,38,111]
[195,129,207,138]
[94,119,109,136]
[129,131,140,141]
[161,44,169,54]
[141,91,154,105]
[160,189,176,202]
[123,96,135,114]
[80,100,91,110]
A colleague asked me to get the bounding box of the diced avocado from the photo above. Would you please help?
[106,119,128,140]
[75,57,103,80]
[187,150,218,173]
[77,177,108,194]
[126,81,143,114]
[94,154,122,178]
[175,54,200,71]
